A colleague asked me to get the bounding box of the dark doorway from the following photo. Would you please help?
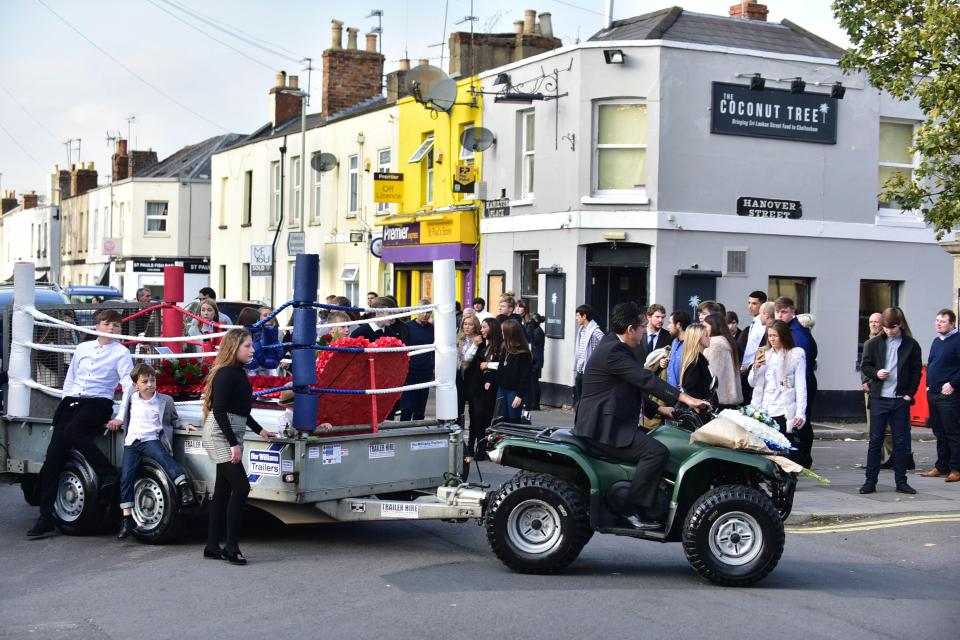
[585,243,650,332]
[674,270,721,321]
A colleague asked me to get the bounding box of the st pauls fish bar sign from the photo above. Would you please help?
[711,82,837,144]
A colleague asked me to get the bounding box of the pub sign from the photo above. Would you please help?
[711,82,838,144]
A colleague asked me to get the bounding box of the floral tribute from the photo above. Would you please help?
[154,359,211,397]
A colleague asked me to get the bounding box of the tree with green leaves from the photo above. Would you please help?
[833,0,960,238]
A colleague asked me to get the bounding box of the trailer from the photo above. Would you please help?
[0,259,486,544]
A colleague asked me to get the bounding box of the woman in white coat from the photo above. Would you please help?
[748,320,807,438]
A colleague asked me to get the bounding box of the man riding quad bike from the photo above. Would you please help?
[481,302,796,586]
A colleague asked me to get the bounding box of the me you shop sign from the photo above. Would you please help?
[711,82,838,144]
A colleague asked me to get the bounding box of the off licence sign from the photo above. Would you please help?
[374,172,404,203]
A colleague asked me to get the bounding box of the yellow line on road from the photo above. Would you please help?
[787,513,960,534]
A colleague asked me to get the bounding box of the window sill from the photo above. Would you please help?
[308,219,322,227]
[218,225,228,230]
[240,223,251,228]
[346,212,358,219]
[511,197,534,207]
[144,233,171,238]
[877,208,925,227]
[581,192,650,206]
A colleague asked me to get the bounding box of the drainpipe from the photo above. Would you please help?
[271,139,288,306]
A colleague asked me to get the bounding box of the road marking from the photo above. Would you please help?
[787,513,960,534]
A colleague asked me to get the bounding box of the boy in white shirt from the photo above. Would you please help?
[28,309,133,538]
[117,363,195,540]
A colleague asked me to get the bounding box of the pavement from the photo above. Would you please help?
[526,405,959,526]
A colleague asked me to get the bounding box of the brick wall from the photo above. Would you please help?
[322,48,385,118]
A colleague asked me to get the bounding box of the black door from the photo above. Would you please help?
[587,266,648,332]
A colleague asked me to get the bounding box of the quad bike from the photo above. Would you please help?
[481,406,797,586]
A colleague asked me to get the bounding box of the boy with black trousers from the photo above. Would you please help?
[117,363,195,540]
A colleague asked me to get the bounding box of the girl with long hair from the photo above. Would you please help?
[465,318,502,470]
[496,319,533,420]
[702,313,743,408]
[457,314,482,425]
[187,299,221,353]
[516,300,545,411]
[201,329,274,565]
[679,323,715,402]
[748,320,807,441]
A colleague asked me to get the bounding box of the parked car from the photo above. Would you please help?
[63,285,123,305]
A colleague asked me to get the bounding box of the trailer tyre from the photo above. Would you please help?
[485,473,593,574]
[54,456,104,535]
[131,462,183,545]
[682,485,784,587]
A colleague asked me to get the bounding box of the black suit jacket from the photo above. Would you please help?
[575,333,681,448]
[635,327,672,362]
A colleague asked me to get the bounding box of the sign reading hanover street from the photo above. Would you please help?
[736,197,803,219]
[711,82,838,144]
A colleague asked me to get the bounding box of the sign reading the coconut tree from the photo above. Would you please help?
[711,82,838,144]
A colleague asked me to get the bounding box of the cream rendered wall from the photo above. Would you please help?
[211,103,397,316]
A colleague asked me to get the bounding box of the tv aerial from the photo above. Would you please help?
[310,152,339,172]
[406,64,457,112]
[460,126,496,152]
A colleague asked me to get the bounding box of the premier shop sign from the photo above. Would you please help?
[711,82,837,144]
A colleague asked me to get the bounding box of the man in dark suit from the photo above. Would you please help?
[635,303,672,364]
[574,302,711,530]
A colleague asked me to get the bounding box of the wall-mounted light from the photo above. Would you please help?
[830,82,846,99]
[735,73,765,90]
[494,73,510,86]
[349,231,365,243]
[356,132,365,145]
[603,231,627,241]
[790,77,806,94]
[603,49,625,64]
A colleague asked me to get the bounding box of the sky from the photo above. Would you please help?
[0,0,851,197]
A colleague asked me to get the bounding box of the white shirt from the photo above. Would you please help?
[742,315,767,368]
[63,339,134,402]
[124,392,163,446]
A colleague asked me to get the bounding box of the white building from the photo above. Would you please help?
[0,191,59,284]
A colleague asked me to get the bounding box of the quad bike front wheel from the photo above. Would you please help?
[682,485,784,587]
[485,473,593,574]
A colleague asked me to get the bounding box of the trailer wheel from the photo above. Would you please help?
[682,485,784,587]
[54,456,104,535]
[485,473,593,574]
[131,463,183,545]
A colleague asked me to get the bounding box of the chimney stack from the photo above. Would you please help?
[70,162,98,197]
[448,9,562,76]
[321,19,385,119]
[112,138,130,182]
[22,191,39,210]
[1,190,17,214]
[269,69,303,127]
[50,165,70,205]
[729,0,769,21]
[128,150,158,176]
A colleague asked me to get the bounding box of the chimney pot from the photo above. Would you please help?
[399,58,411,71]
[418,58,429,66]
[539,12,554,37]
[330,19,343,50]
[523,9,536,35]
[366,32,378,52]
[346,27,359,50]
[513,20,524,34]
[276,70,287,88]
[289,75,299,89]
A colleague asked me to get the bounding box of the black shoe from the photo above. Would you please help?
[859,483,876,494]
[178,484,195,507]
[203,547,225,560]
[26,516,55,538]
[906,455,916,471]
[117,517,135,540]
[896,482,917,495]
[223,550,247,565]
[624,514,662,531]
[879,459,893,470]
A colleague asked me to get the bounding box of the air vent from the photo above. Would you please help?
[724,248,747,276]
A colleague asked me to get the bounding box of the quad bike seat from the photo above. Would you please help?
[548,429,632,464]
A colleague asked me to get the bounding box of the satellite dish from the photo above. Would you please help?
[406,64,457,112]
[461,127,496,152]
[310,152,339,172]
